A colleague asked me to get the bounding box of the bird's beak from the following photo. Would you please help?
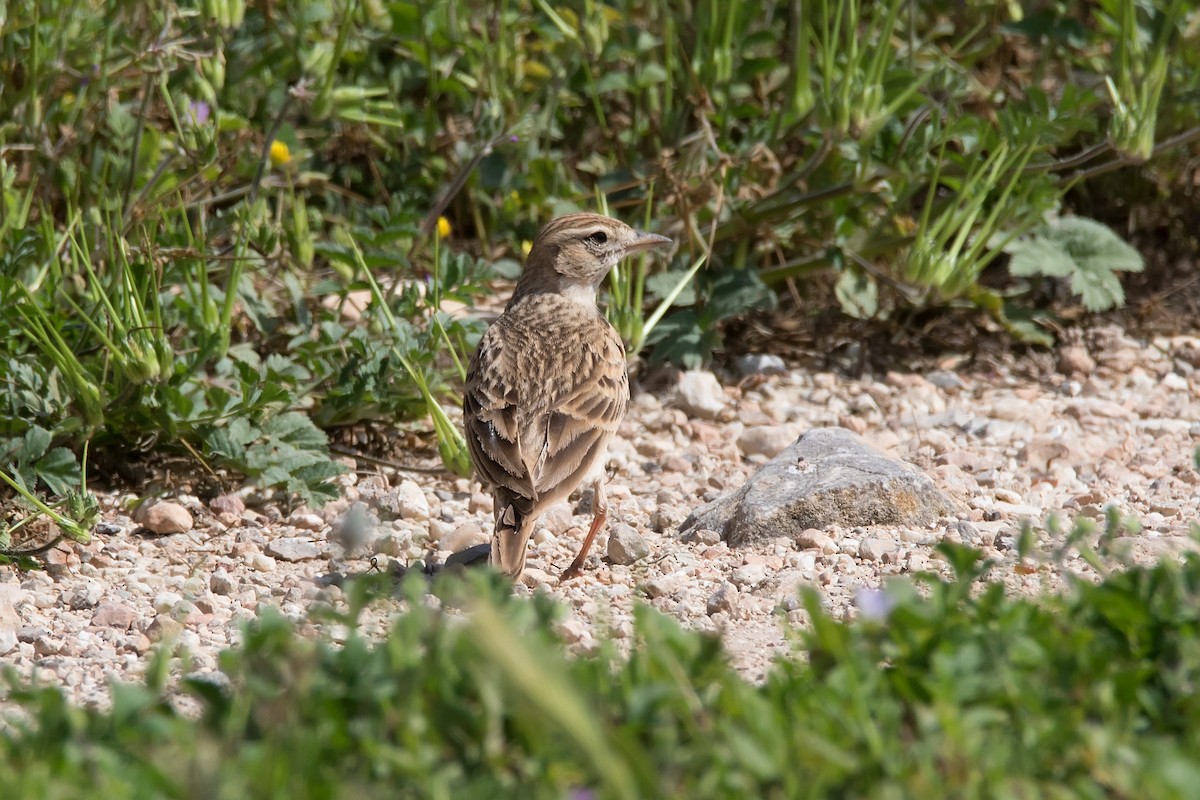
[624,231,673,254]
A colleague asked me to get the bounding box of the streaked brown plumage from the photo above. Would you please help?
[464,213,672,581]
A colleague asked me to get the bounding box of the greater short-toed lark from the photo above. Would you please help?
[464,213,671,581]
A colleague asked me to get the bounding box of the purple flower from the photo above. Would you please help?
[188,101,211,126]
[855,587,896,622]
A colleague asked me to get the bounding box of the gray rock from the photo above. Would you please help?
[68,583,103,610]
[607,524,649,566]
[265,537,321,562]
[733,354,786,377]
[706,583,739,616]
[0,629,17,657]
[680,427,958,546]
[926,370,966,390]
[676,370,726,419]
[650,505,688,533]
[210,570,236,596]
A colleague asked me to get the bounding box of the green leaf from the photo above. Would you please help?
[35,448,79,497]
[644,270,697,307]
[1006,217,1144,311]
[706,269,776,322]
[834,267,879,319]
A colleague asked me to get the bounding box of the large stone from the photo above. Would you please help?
[679,427,957,546]
[676,370,726,419]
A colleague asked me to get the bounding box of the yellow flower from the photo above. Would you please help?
[437,216,452,238]
[520,240,533,258]
[509,190,520,202]
[269,140,291,166]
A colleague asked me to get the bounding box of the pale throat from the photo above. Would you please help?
[557,281,601,308]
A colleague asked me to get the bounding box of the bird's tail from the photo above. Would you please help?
[491,489,537,579]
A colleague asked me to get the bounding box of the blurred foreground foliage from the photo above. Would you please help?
[6,529,1200,797]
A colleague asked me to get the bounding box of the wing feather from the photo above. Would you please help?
[464,305,628,508]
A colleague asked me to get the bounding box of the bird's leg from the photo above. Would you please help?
[558,478,607,583]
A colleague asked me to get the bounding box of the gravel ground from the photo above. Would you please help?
[2,324,1198,707]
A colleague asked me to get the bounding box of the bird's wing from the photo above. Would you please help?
[526,332,627,496]
[464,323,536,500]
[464,318,628,503]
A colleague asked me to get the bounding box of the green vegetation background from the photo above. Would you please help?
[2,1,1200,796]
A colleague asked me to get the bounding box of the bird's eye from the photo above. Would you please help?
[586,231,608,245]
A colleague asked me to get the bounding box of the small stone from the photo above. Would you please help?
[796,528,834,552]
[519,568,554,589]
[1058,344,1097,376]
[650,505,689,533]
[92,601,140,630]
[124,633,152,654]
[427,518,456,544]
[372,531,410,557]
[926,370,966,390]
[209,494,245,516]
[394,480,431,522]
[0,630,17,656]
[737,425,798,459]
[1162,372,1190,391]
[733,354,786,377]
[731,563,768,589]
[193,595,219,615]
[559,618,590,644]
[706,583,739,616]
[606,524,649,566]
[644,577,672,599]
[250,553,276,572]
[859,537,898,561]
[468,493,493,514]
[145,615,185,642]
[152,592,183,614]
[17,626,47,643]
[676,370,726,419]
[141,502,193,535]
[265,537,321,562]
[0,584,26,624]
[210,570,236,596]
[444,521,487,554]
[290,513,325,532]
[34,634,63,657]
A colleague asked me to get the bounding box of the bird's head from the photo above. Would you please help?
[515,213,672,305]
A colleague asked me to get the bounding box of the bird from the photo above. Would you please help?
[463,213,672,582]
